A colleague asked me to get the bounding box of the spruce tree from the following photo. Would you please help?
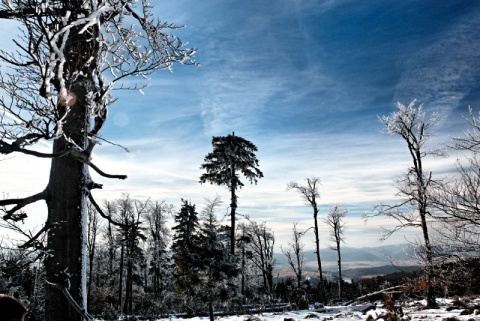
[171,199,201,315]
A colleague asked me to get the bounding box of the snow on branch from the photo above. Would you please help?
[0,0,197,153]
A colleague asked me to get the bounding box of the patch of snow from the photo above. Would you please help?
[94,299,480,321]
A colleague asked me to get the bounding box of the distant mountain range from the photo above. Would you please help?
[274,244,421,279]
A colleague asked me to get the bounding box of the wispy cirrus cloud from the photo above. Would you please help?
[394,6,480,115]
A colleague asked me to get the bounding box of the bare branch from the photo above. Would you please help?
[45,281,93,321]
[1,189,48,221]
[19,223,49,249]
[0,140,69,158]
[86,160,127,180]
[88,194,132,228]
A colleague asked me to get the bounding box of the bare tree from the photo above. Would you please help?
[431,108,480,254]
[0,2,195,320]
[324,204,347,298]
[450,107,480,152]
[375,100,443,308]
[431,157,480,253]
[287,177,325,299]
[244,218,275,297]
[281,222,307,289]
[144,201,172,298]
[86,203,101,307]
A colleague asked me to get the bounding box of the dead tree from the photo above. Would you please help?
[287,177,325,301]
[373,100,443,308]
[325,204,348,299]
[281,222,307,289]
[0,2,195,321]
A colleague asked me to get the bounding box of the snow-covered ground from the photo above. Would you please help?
[136,299,480,321]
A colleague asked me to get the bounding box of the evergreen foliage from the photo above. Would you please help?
[171,199,202,314]
[200,132,263,255]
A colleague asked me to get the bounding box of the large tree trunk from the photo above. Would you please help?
[43,6,100,319]
[44,84,90,321]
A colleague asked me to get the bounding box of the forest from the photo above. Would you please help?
[1,187,480,320]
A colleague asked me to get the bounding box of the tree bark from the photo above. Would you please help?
[44,83,90,321]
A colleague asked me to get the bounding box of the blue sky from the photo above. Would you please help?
[2,0,480,249]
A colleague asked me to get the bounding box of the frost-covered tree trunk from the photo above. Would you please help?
[44,81,92,321]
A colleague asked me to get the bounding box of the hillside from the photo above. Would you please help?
[274,244,420,278]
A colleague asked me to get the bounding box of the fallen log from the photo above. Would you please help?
[345,285,406,306]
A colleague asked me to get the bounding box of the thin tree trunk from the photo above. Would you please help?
[337,242,342,298]
[124,259,133,314]
[107,220,117,293]
[313,210,325,301]
[118,243,124,311]
[88,240,95,305]
[87,212,97,307]
[420,206,435,307]
[241,245,246,297]
[296,249,302,288]
[415,149,437,308]
[230,162,237,255]
[209,301,214,321]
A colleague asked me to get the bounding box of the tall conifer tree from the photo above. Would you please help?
[200,132,263,255]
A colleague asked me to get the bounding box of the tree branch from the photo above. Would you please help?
[0,139,68,158]
[0,6,64,20]
[19,223,49,249]
[46,281,93,321]
[1,189,48,221]
[86,160,127,180]
[88,194,132,228]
